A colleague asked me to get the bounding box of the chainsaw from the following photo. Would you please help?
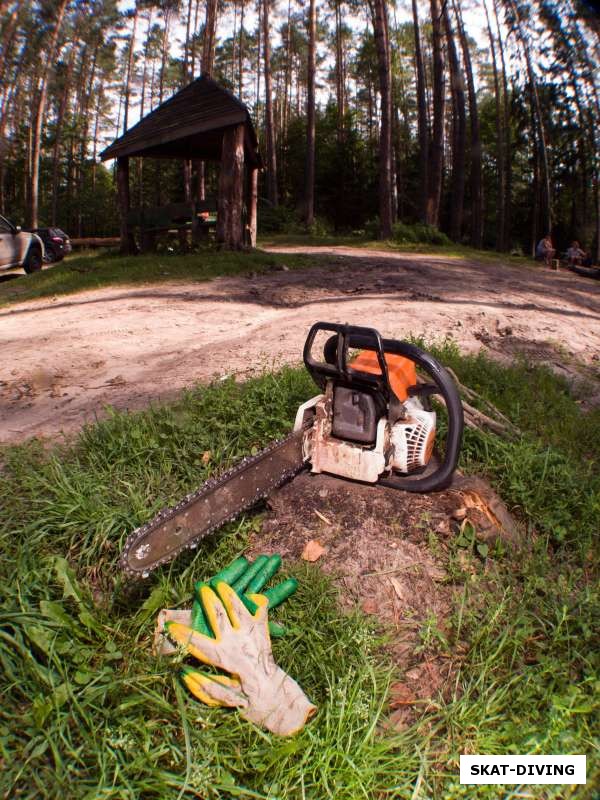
[121,322,464,577]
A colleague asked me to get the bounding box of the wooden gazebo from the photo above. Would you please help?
[100,76,262,252]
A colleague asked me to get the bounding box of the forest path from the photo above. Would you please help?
[1,246,599,443]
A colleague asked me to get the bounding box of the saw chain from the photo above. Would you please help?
[120,426,309,577]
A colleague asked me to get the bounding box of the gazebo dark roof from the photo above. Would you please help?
[100,75,261,166]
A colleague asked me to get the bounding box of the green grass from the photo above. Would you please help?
[1,352,598,798]
[0,247,312,308]
[260,233,535,269]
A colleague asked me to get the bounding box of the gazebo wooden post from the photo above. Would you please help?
[116,156,136,255]
[216,123,245,250]
[246,166,258,248]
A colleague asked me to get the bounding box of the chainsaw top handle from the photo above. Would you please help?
[303,322,464,493]
[303,322,394,401]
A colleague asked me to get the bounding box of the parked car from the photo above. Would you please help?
[31,227,72,263]
[0,214,44,273]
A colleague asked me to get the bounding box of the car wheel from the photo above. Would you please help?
[44,246,57,264]
[24,245,43,273]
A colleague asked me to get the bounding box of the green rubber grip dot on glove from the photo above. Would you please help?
[232,555,269,593]
[264,578,298,609]
[209,557,249,590]
[246,554,282,593]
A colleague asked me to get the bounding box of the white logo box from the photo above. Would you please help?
[460,755,586,785]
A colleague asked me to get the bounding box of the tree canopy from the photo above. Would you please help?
[0,0,598,256]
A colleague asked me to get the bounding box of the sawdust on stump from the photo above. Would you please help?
[249,471,522,730]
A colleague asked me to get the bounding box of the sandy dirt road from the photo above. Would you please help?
[1,247,599,444]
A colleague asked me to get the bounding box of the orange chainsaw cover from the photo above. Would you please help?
[349,350,417,401]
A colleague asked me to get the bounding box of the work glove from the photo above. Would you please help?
[166,581,316,736]
[154,555,297,655]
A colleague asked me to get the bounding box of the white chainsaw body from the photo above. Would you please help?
[293,386,436,484]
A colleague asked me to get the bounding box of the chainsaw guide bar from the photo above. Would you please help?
[120,427,309,577]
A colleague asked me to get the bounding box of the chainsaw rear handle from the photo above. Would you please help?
[303,322,464,492]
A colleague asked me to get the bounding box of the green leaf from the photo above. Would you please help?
[28,739,49,760]
[31,683,69,727]
[74,670,94,685]
[24,624,53,656]
[51,556,86,606]
[476,543,489,558]
[135,585,171,627]
[103,649,123,662]
[39,600,73,629]
[78,608,103,633]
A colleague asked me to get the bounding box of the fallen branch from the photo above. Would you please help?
[443,368,522,439]
[447,368,518,430]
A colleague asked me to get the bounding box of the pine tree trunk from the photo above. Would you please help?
[335,0,343,136]
[159,7,171,104]
[425,0,445,228]
[443,2,466,241]
[247,166,258,247]
[138,8,154,209]
[454,0,483,247]
[595,171,600,263]
[411,0,428,223]
[262,0,278,205]
[493,0,511,250]
[196,0,218,203]
[123,3,139,134]
[28,0,69,228]
[238,0,245,97]
[303,0,316,226]
[0,5,19,88]
[183,0,194,81]
[51,45,75,226]
[77,44,98,237]
[507,0,551,236]
[282,0,292,147]
[255,0,261,109]
[484,0,505,251]
[231,0,238,86]
[201,0,218,74]
[190,0,201,76]
[371,0,393,238]
[117,157,137,254]
[531,126,540,256]
[216,123,245,249]
[183,0,195,201]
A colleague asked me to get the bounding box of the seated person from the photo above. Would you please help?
[566,240,587,266]
[536,234,556,266]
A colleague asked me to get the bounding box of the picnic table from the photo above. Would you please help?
[127,199,217,252]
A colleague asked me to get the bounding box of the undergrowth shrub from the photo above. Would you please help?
[363,217,452,245]
[393,221,451,245]
[256,201,298,233]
